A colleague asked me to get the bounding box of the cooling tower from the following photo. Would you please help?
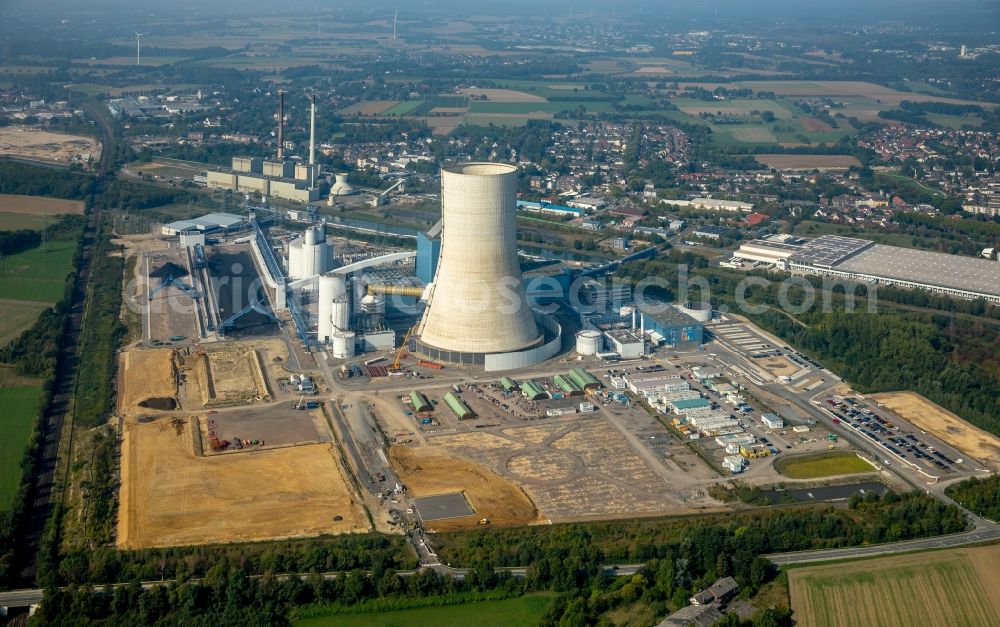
[417,163,541,354]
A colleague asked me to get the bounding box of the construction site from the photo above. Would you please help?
[114,152,931,552]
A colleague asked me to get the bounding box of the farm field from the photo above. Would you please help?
[673,98,795,118]
[774,451,876,479]
[0,299,49,346]
[295,594,556,627]
[0,238,77,303]
[117,416,368,549]
[0,386,42,510]
[338,100,399,115]
[755,154,862,170]
[789,545,1000,627]
[382,100,425,116]
[0,194,85,216]
[677,80,997,105]
[869,391,1000,471]
[458,87,547,102]
[463,112,554,127]
[468,100,615,114]
[78,56,190,66]
[0,126,101,166]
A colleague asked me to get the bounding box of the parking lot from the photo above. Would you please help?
[199,402,330,454]
[820,396,985,478]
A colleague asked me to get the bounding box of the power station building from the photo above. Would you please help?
[286,224,332,280]
[414,163,562,371]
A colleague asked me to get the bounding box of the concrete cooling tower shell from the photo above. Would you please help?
[418,163,541,354]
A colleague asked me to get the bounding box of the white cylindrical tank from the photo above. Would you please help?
[305,225,320,246]
[317,274,346,342]
[417,163,541,354]
[360,293,385,315]
[331,331,356,359]
[331,296,350,332]
[575,330,602,355]
[287,240,303,278]
[679,301,713,323]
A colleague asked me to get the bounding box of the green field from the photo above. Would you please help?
[296,595,554,627]
[382,100,426,116]
[926,113,983,129]
[789,547,1000,627]
[673,98,796,119]
[0,386,42,510]
[0,238,77,303]
[0,213,52,230]
[774,452,875,479]
[463,113,551,127]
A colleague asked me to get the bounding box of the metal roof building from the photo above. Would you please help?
[160,212,244,236]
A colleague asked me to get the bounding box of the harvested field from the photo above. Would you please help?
[800,117,834,132]
[118,349,178,416]
[755,154,861,170]
[419,116,463,135]
[458,87,546,102]
[389,445,539,531]
[869,391,1000,470]
[0,126,100,165]
[727,126,777,142]
[789,546,1000,627]
[754,355,801,377]
[0,299,48,346]
[0,194,85,215]
[118,416,367,548]
[338,100,398,115]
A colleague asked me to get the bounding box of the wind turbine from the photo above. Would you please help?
[135,31,145,65]
[392,11,398,40]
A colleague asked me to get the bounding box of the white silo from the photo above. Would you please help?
[317,274,347,342]
[331,296,350,332]
[286,225,332,280]
[417,163,541,355]
[575,330,602,355]
[331,331,356,358]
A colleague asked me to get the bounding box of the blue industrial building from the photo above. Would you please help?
[416,225,441,284]
[639,303,704,348]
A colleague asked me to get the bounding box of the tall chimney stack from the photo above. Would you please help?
[276,90,285,160]
[309,94,316,166]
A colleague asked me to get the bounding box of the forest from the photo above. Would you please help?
[30,492,964,626]
[945,475,1000,521]
[0,161,96,200]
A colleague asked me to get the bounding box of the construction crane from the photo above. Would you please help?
[388,325,416,373]
[368,178,405,207]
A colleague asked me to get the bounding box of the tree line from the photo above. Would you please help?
[945,475,1000,521]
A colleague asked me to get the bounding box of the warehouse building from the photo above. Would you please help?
[160,212,244,236]
[732,234,1000,304]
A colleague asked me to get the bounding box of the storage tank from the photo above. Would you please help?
[317,274,347,342]
[679,301,713,323]
[360,293,385,315]
[331,331,356,359]
[575,330,602,355]
[331,296,350,332]
[417,163,541,354]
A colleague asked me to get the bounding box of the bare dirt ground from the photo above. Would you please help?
[0,194,84,215]
[203,344,272,406]
[118,416,368,548]
[799,117,835,132]
[458,87,546,102]
[965,544,1000,620]
[0,126,101,165]
[419,116,463,135]
[389,445,540,532]
[753,355,801,377]
[117,349,178,416]
[869,391,1000,470]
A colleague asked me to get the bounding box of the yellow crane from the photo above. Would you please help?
[388,325,417,373]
